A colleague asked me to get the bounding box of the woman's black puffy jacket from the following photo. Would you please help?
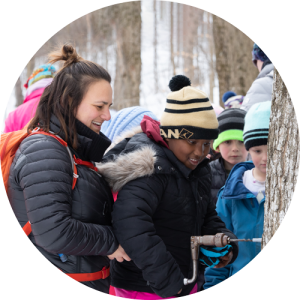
[7,115,118,292]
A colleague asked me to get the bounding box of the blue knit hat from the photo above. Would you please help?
[252,43,269,66]
[243,101,271,150]
[101,106,158,141]
[222,91,236,104]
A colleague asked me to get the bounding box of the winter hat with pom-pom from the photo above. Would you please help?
[222,91,236,104]
[160,75,219,140]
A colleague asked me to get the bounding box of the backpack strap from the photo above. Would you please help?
[64,266,110,282]
[22,128,98,236]
[21,128,109,282]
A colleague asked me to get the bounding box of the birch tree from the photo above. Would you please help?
[262,69,300,248]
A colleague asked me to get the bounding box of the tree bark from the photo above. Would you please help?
[15,76,23,107]
[26,57,35,80]
[212,15,258,107]
[182,5,196,82]
[207,13,215,100]
[262,69,300,248]
[113,1,142,110]
[170,2,176,76]
[154,0,159,92]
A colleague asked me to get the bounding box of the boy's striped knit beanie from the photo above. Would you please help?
[213,108,246,150]
[243,101,271,150]
[160,75,219,140]
[24,64,56,89]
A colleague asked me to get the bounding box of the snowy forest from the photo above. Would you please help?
[6,0,258,119]
[4,0,299,250]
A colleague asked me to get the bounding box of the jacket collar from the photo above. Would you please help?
[210,157,226,173]
[49,115,111,162]
[257,63,274,79]
[221,161,256,200]
[23,88,45,104]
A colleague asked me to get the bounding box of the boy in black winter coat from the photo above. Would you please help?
[210,108,248,204]
[97,75,239,298]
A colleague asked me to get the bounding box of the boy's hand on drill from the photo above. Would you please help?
[213,251,233,268]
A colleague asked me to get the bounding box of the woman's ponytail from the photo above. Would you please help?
[48,44,83,71]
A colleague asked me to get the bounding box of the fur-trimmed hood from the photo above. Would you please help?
[97,127,210,192]
[97,144,157,192]
[97,126,158,192]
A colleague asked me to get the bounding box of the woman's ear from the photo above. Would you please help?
[215,146,220,153]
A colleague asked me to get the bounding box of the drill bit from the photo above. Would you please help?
[230,238,262,243]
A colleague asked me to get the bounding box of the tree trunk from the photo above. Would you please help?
[113,1,142,110]
[262,69,300,248]
[153,0,159,92]
[26,57,35,80]
[212,15,258,107]
[182,5,199,83]
[212,15,230,107]
[15,76,23,107]
[207,13,215,100]
[86,14,92,61]
[170,2,176,76]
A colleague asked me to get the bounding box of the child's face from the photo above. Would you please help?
[249,145,268,174]
[166,139,212,170]
[217,140,248,169]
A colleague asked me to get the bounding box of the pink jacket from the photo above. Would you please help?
[4,87,45,133]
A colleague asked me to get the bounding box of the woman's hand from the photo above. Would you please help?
[213,251,233,268]
[107,245,131,262]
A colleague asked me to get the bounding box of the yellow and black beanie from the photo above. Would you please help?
[160,75,219,140]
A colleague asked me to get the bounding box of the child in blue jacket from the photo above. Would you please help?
[204,101,271,289]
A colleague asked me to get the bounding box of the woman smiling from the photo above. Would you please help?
[7,44,130,293]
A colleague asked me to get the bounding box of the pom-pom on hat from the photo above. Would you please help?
[24,64,56,89]
[160,75,219,140]
[222,91,236,104]
[213,108,246,150]
[252,43,270,66]
[243,101,271,151]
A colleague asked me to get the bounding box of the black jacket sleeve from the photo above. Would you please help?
[112,175,184,298]
[12,135,118,256]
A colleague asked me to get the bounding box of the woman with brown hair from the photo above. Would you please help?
[7,44,130,293]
